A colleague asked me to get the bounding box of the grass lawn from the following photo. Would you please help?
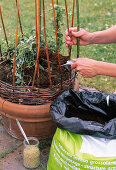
[0,0,116,93]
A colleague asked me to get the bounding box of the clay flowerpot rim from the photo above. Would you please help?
[0,97,51,122]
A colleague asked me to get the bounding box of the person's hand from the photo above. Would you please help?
[71,58,98,78]
[65,27,92,47]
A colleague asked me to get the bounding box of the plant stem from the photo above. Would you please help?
[64,0,71,57]
[76,0,80,58]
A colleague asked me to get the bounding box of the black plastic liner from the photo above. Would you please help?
[50,89,116,139]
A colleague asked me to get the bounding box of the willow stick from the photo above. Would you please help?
[35,0,38,49]
[0,44,2,57]
[40,0,42,43]
[0,6,9,51]
[43,0,52,88]
[15,0,23,38]
[76,0,80,58]
[52,0,62,88]
[32,0,41,90]
[37,0,41,78]
[13,0,19,87]
[64,0,71,58]
[56,0,58,29]
[72,0,75,27]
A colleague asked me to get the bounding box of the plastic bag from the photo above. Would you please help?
[50,89,116,139]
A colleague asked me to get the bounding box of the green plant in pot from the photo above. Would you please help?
[0,1,75,140]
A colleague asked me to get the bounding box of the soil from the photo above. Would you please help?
[66,108,109,124]
[0,48,70,88]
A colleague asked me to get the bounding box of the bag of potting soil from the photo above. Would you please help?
[47,89,116,170]
[47,128,116,170]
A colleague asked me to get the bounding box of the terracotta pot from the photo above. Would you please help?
[0,97,56,140]
[0,75,78,140]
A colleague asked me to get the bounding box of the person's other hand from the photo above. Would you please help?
[71,58,98,78]
[65,27,92,47]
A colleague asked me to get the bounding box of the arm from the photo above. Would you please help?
[96,61,116,77]
[71,58,116,78]
[65,25,116,46]
[90,25,116,44]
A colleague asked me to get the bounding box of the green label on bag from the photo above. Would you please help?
[47,128,116,170]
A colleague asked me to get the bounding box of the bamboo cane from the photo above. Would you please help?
[69,0,75,57]
[73,0,80,92]
[64,0,71,58]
